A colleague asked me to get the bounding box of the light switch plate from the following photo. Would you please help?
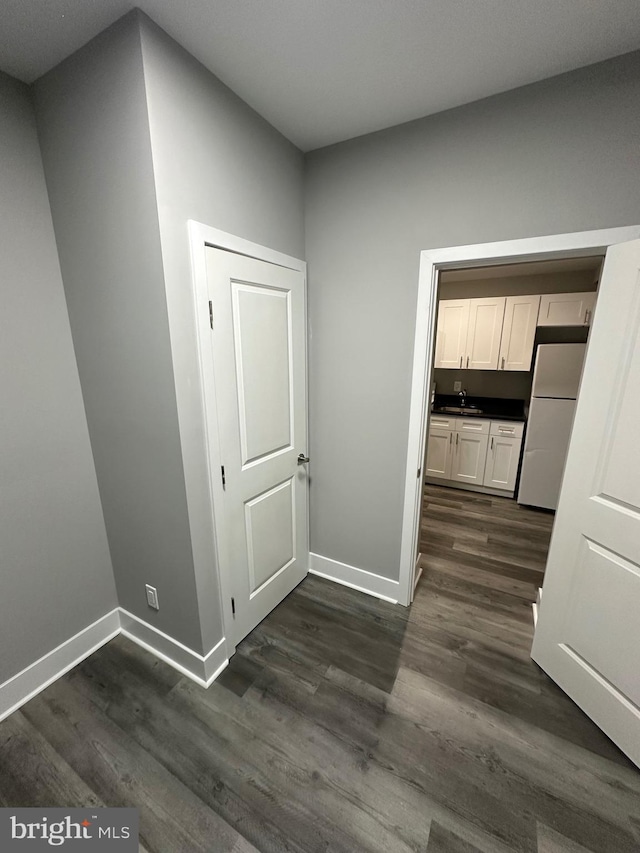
[145,584,159,610]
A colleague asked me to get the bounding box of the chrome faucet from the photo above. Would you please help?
[458,388,467,407]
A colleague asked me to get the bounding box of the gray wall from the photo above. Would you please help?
[33,14,205,652]
[0,71,116,682]
[138,16,305,651]
[304,50,640,581]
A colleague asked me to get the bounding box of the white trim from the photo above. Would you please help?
[188,221,309,655]
[309,553,399,604]
[0,609,120,723]
[118,608,228,687]
[398,226,640,607]
[0,608,230,720]
[424,477,514,498]
[413,555,423,600]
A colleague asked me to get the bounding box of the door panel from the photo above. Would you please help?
[426,428,453,479]
[499,295,540,371]
[206,248,308,647]
[532,239,640,767]
[465,297,505,370]
[245,478,295,595]
[233,284,292,464]
[434,300,469,369]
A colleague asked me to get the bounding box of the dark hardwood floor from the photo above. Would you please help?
[1,483,639,851]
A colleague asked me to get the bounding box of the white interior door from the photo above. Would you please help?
[532,239,640,767]
[206,247,308,647]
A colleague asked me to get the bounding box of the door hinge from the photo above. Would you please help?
[221,465,226,487]
[209,300,214,329]
[231,597,235,616]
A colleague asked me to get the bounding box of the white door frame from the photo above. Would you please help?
[398,225,640,607]
[188,221,308,659]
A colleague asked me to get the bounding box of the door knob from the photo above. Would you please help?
[297,453,310,464]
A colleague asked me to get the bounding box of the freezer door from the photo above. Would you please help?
[531,344,586,399]
[517,398,577,510]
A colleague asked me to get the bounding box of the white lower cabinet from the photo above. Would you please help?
[451,431,489,484]
[426,416,523,495]
[425,428,453,479]
[483,434,521,491]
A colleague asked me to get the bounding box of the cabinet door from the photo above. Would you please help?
[483,435,522,492]
[451,431,489,484]
[537,292,597,327]
[434,300,470,369]
[465,297,506,369]
[498,295,540,371]
[425,428,453,479]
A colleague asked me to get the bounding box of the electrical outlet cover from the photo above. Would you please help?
[453,381,462,392]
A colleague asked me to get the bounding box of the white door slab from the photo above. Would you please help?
[206,248,308,647]
[532,239,640,767]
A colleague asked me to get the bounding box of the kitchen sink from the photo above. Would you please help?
[436,406,484,415]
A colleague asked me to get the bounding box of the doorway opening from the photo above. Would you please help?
[417,255,603,622]
[398,225,640,610]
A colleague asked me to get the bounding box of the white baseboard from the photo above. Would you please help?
[0,609,120,723]
[0,609,229,721]
[309,553,400,604]
[119,608,228,688]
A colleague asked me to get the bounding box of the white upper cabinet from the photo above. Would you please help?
[465,296,506,370]
[434,300,470,369]
[537,291,596,327]
[498,294,540,371]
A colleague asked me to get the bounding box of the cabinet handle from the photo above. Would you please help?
[501,356,505,370]
[584,309,591,324]
[456,434,459,446]
[491,437,494,450]
[459,356,462,368]
[466,356,469,368]
[449,433,452,444]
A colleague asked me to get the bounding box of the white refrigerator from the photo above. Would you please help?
[517,343,586,510]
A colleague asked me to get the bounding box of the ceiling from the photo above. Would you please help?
[441,257,603,282]
[3,1,640,151]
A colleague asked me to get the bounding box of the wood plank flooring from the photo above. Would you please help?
[1,483,639,851]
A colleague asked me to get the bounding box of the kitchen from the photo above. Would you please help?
[422,256,601,547]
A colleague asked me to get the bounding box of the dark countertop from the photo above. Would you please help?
[431,394,527,422]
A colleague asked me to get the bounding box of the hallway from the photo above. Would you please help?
[0,487,638,851]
